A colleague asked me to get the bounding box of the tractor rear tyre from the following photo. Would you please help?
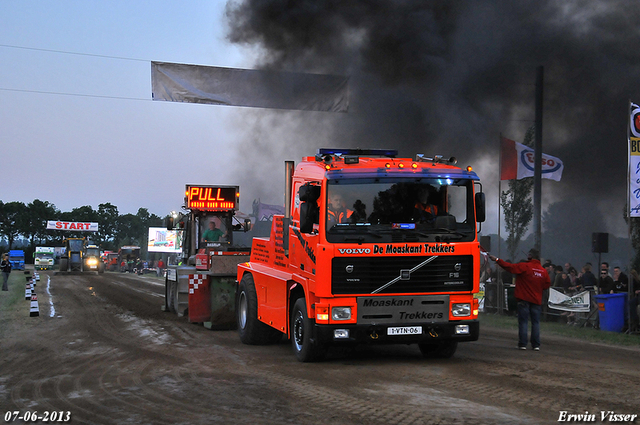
[59,258,68,272]
[237,274,282,345]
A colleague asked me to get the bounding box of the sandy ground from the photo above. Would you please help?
[1,270,639,425]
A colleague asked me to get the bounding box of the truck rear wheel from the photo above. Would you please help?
[59,258,68,272]
[418,340,458,358]
[291,298,327,362]
[237,274,281,345]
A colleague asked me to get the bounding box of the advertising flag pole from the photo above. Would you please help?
[627,99,633,333]
[498,134,502,261]
[533,66,543,256]
[498,134,504,314]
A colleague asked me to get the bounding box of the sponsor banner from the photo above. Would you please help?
[548,288,591,312]
[629,102,640,217]
[46,220,98,232]
[500,137,564,181]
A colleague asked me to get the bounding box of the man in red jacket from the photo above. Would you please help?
[489,248,551,350]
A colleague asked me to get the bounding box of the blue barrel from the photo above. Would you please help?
[596,293,627,332]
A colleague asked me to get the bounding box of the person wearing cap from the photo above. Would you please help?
[488,248,551,350]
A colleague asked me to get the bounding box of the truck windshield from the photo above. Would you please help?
[325,178,476,243]
[86,248,100,257]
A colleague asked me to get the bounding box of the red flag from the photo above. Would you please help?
[500,137,517,180]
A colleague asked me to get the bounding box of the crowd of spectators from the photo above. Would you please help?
[482,257,640,332]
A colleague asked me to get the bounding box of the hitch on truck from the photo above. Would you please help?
[236,148,486,362]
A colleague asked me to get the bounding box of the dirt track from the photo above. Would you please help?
[1,270,639,425]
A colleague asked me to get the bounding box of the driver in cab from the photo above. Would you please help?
[414,185,440,223]
[202,220,226,243]
[327,193,353,227]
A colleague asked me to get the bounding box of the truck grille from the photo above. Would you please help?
[332,255,473,295]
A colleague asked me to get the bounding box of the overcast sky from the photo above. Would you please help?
[2,1,640,240]
[1,1,257,217]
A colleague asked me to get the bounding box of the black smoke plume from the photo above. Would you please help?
[224,0,640,259]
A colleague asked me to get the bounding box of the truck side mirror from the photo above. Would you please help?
[165,216,174,230]
[244,218,252,232]
[298,184,321,202]
[300,202,319,233]
[299,183,321,233]
[475,192,486,223]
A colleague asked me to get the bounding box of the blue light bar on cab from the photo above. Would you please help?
[317,148,398,157]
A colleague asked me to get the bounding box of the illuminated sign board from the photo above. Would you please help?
[147,227,182,253]
[185,185,239,211]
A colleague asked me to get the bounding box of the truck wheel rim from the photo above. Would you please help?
[293,310,304,351]
[238,292,248,329]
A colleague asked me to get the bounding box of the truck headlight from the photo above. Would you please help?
[87,258,98,266]
[452,303,471,317]
[332,307,351,321]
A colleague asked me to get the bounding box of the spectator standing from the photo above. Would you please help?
[157,258,165,277]
[599,269,615,294]
[601,262,611,277]
[567,267,582,294]
[544,261,556,287]
[552,265,565,288]
[564,262,572,276]
[612,266,629,293]
[579,263,598,291]
[489,248,551,350]
[1,254,11,291]
[480,262,494,283]
[628,270,640,331]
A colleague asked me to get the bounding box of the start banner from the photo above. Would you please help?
[46,221,99,232]
[548,288,591,312]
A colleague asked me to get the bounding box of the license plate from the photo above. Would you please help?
[387,326,422,336]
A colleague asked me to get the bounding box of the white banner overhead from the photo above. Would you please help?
[151,61,349,113]
[46,221,99,232]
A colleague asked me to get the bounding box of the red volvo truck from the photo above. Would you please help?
[236,148,486,361]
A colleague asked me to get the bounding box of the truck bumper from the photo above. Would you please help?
[313,320,479,345]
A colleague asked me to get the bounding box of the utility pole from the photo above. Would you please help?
[534,66,543,254]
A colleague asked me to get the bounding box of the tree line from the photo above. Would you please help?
[0,199,164,253]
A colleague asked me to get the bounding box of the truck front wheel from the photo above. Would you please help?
[291,298,327,362]
[237,274,281,345]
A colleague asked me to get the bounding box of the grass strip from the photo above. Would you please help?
[480,311,640,347]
